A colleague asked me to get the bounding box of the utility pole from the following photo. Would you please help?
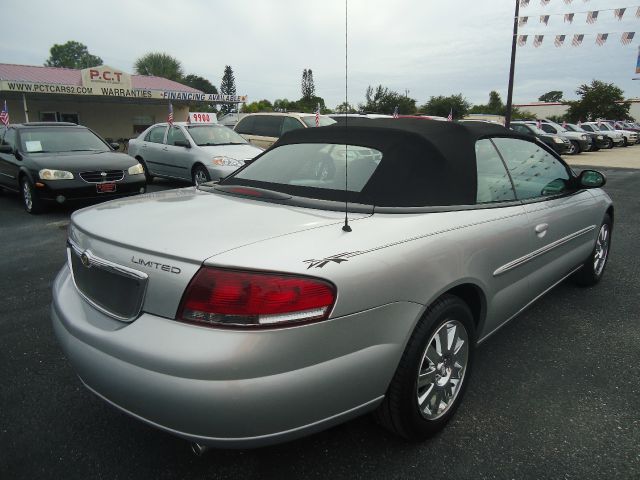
[505,0,520,128]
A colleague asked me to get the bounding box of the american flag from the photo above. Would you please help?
[518,35,529,47]
[540,15,550,25]
[167,102,174,125]
[536,119,542,129]
[393,106,399,118]
[614,8,626,20]
[519,16,528,27]
[520,0,530,7]
[533,35,544,48]
[447,108,453,121]
[577,120,582,128]
[637,7,640,18]
[562,121,567,128]
[563,0,573,4]
[586,11,598,24]
[621,32,635,45]
[540,0,550,6]
[564,13,574,24]
[315,103,320,127]
[572,34,585,47]
[596,33,608,46]
[555,35,566,47]
[0,100,8,126]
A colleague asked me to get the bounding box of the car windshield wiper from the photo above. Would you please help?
[198,142,246,146]
[65,149,105,152]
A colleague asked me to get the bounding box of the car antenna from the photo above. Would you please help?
[342,0,352,232]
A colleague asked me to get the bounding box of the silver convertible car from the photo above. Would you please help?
[52,119,612,452]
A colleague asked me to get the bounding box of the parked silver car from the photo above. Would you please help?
[128,122,263,185]
[52,119,613,451]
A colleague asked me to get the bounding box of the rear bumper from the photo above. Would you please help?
[51,265,421,448]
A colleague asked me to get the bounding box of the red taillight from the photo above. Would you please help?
[177,267,336,328]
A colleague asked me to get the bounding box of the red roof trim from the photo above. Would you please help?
[0,63,202,93]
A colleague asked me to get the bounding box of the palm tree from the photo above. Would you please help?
[134,52,183,81]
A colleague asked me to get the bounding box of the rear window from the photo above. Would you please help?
[232,143,382,192]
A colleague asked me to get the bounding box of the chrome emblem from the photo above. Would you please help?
[101,172,107,177]
[80,253,91,268]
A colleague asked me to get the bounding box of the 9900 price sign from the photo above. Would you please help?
[189,112,216,123]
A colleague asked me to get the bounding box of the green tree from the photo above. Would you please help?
[334,102,357,113]
[274,98,298,112]
[565,80,631,122]
[44,41,102,69]
[220,65,237,115]
[182,74,218,112]
[301,68,315,99]
[420,94,471,119]
[134,52,183,81]
[359,85,417,114]
[469,91,506,115]
[297,95,327,113]
[241,99,274,113]
[538,90,563,103]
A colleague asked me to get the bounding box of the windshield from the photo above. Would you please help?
[19,127,109,153]
[599,124,613,131]
[229,143,382,193]
[564,124,579,132]
[300,116,337,128]
[186,124,248,146]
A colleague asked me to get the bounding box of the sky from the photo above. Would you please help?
[1,0,639,109]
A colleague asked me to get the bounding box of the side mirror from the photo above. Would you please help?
[0,144,12,154]
[578,169,606,188]
[174,140,191,148]
[110,142,120,151]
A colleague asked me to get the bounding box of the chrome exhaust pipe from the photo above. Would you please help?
[191,442,210,457]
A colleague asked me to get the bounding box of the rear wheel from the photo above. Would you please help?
[622,137,629,147]
[606,138,614,149]
[192,165,210,185]
[375,295,475,440]
[574,214,611,287]
[21,176,44,214]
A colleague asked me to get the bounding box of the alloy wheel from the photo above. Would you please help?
[22,180,33,211]
[194,168,209,185]
[416,320,469,420]
[594,223,610,276]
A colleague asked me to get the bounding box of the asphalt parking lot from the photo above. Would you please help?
[1,155,639,479]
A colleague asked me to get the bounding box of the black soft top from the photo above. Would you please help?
[229,119,521,207]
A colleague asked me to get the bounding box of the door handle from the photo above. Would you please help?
[535,223,548,238]
[162,147,168,151]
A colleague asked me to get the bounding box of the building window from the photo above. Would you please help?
[39,112,79,124]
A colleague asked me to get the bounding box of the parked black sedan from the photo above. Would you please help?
[0,123,146,213]
[509,122,571,155]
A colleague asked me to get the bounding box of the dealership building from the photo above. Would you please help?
[0,63,246,140]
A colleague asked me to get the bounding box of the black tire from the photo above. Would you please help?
[622,137,628,147]
[138,158,153,184]
[192,165,210,185]
[574,214,612,287]
[20,176,45,214]
[606,138,614,149]
[568,141,580,155]
[375,294,475,441]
